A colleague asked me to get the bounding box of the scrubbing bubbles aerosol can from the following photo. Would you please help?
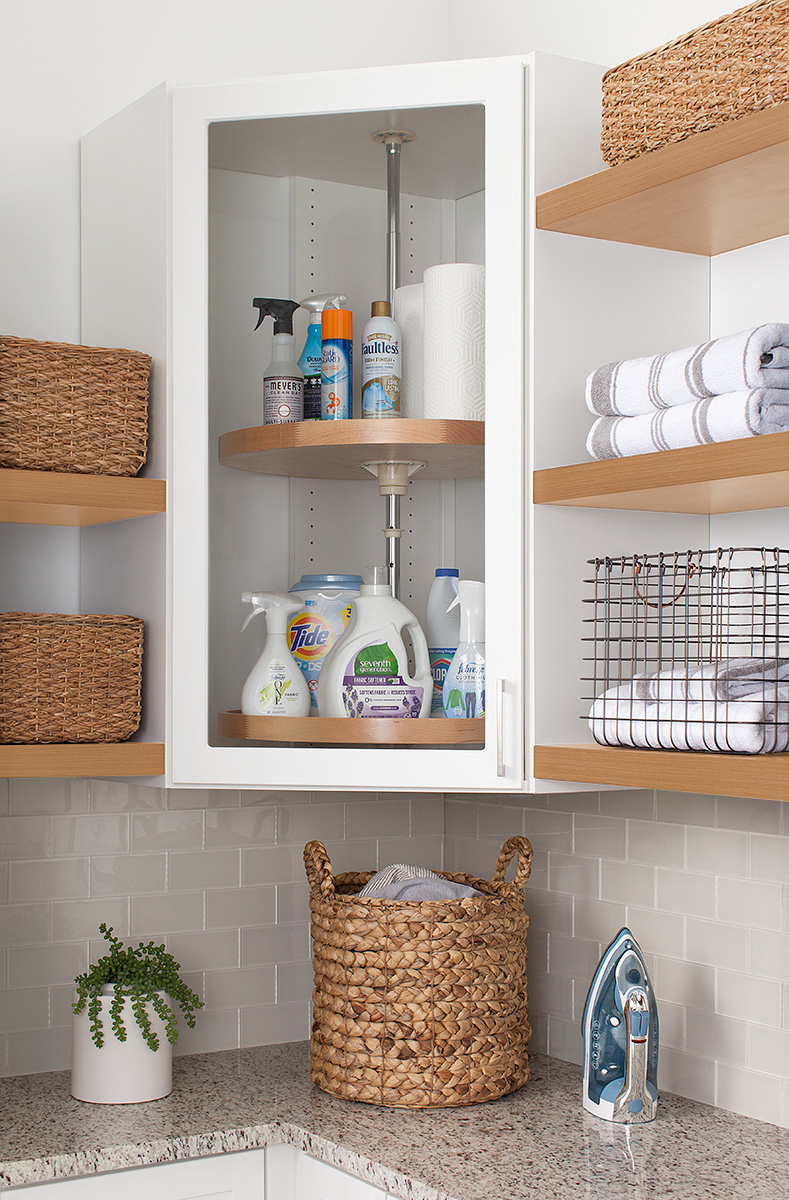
[240,593,311,717]
[442,580,485,718]
[426,568,459,716]
[317,567,432,718]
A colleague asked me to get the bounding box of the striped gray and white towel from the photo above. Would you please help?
[357,862,481,901]
[586,324,789,418]
[586,389,789,460]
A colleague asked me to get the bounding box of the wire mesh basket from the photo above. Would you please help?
[583,547,789,754]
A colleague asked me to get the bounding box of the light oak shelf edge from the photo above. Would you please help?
[218,710,484,746]
[533,432,789,513]
[536,101,789,256]
[0,469,167,526]
[0,742,166,779]
[218,418,484,480]
[534,744,789,803]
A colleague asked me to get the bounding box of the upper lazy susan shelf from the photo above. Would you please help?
[218,419,484,481]
[536,102,789,257]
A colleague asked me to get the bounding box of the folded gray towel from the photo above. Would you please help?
[358,862,482,901]
[586,324,789,418]
[586,389,789,460]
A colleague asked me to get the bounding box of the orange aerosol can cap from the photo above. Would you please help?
[321,308,352,340]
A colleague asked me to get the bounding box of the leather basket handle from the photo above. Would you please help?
[491,835,533,890]
[304,840,336,897]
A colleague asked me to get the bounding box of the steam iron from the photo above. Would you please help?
[582,927,658,1123]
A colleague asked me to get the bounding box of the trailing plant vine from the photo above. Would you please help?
[73,924,203,1051]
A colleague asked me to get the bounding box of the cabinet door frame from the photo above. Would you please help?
[169,57,529,791]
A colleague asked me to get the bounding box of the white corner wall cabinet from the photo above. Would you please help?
[80,56,788,799]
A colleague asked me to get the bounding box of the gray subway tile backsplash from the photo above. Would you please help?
[0,781,786,1130]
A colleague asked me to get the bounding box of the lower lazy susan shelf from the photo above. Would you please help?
[219,711,484,746]
[534,744,789,803]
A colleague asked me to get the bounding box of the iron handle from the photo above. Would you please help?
[496,678,505,777]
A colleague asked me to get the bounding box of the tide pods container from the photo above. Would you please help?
[287,574,362,712]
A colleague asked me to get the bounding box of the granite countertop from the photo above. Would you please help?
[0,1042,787,1199]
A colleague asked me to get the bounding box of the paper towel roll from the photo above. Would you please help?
[423,263,485,421]
[393,283,425,419]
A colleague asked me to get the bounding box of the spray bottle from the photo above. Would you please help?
[361,300,401,418]
[240,592,311,717]
[442,580,485,719]
[298,294,347,421]
[252,298,303,425]
[321,306,353,420]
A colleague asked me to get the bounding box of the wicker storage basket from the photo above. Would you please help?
[304,835,533,1109]
[0,336,150,475]
[601,0,789,166]
[0,613,144,744]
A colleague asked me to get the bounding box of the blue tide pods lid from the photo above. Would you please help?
[289,574,363,591]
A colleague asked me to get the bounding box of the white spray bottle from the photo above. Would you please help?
[240,592,311,717]
[442,580,485,719]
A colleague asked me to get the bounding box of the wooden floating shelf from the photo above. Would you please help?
[534,744,789,803]
[0,469,166,526]
[536,101,789,256]
[533,432,789,514]
[0,742,165,779]
[218,418,484,480]
[219,710,484,746]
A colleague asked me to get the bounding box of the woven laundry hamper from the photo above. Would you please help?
[0,336,150,475]
[0,613,144,744]
[601,0,789,166]
[304,835,533,1108]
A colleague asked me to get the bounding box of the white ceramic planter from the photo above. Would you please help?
[71,987,173,1104]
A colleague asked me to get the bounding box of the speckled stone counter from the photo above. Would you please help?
[0,1042,786,1199]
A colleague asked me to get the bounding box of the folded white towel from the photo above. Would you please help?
[586,389,789,459]
[626,660,789,704]
[589,679,789,754]
[586,324,789,418]
[357,862,482,901]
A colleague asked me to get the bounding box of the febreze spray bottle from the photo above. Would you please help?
[317,566,432,718]
[443,580,485,719]
[252,298,303,425]
[321,306,353,419]
[298,294,347,421]
[240,592,311,717]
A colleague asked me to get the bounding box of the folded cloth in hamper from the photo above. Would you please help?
[586,324,789,418]
[624,659,789,704]
[586,389,789,459]
[589,684,789,754]
[358,862,482,900]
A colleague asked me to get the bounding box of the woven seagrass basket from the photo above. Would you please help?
[0,336,150,475]
[0,613,144,743]
[305,835,533,1108]
[602,0,789,166]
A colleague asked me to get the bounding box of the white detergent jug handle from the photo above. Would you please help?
[405,618,431,678]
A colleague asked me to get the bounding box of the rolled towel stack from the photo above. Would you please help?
[585,324,789,460]
[588,658,789,754]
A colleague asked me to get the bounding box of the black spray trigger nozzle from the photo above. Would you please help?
[252,298,301,334]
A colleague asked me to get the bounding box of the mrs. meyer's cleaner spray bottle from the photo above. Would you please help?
[426,568,459,716]
[240,593,311,717]
[443,580,485,719]
[298,294,347,421]
[252,298,303,424]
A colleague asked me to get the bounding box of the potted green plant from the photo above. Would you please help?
[71,923,203,1104]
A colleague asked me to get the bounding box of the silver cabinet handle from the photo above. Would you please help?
[496,678,505,777]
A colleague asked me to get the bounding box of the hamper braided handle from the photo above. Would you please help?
[304,840,336,897]
[491,836,533,890]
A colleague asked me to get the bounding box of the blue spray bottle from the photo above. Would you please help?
[298,294,346,421]
[442,580,485,719]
